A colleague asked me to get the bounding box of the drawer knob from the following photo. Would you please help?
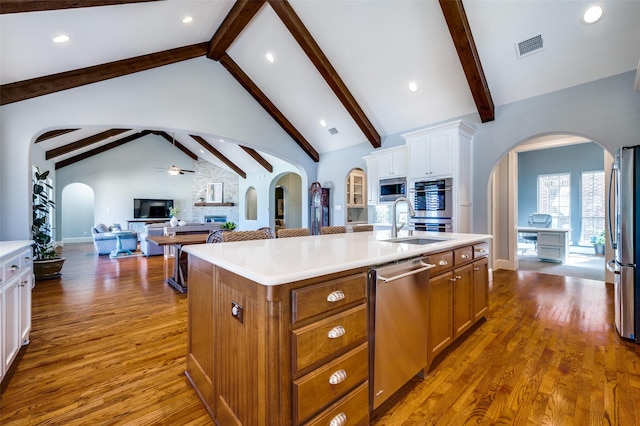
[475,248,486,253]
[326,290,345,302]
[461,254,469,259]
[23,256,31,261]
[329,369,347,385]
[327,326,346,339]
[329,413,347,426]
[474,267,480,271]
[10,264,19,271]
[449,277,457,282]
[439,259,448,266]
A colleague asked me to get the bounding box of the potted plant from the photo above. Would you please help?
[220,221,237,230]
[32,169,65,280]
[593,230,605,255]
[169,206,181,227]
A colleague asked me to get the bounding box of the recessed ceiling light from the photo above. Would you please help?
[182,16,193,24]
[320,119,327,127]
[266,52,275,63]
[199,149,204,154]
[52,34,69,43]
[408,82,418,93]
[583,5,603,24]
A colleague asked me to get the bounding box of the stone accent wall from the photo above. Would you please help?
[192,159,239,224]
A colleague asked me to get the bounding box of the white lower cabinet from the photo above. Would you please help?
[1,243,33,384]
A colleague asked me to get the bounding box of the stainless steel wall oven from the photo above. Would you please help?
[410,178,453,232]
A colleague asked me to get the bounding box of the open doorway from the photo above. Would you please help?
[489,134,613,282]
[272,173,302,232]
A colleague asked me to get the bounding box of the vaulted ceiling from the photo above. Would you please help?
[1,0,638,177]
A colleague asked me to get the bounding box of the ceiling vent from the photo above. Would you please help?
[328,127,339,135]
[516,34,544,58]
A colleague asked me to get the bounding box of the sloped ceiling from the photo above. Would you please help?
[1,0,638,177]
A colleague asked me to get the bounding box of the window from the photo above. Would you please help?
[538,173,570,228]
[581,171,605,242]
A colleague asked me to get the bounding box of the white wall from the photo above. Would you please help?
[0,57,317,240]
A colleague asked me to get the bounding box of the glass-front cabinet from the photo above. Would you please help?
[347,169,366,208]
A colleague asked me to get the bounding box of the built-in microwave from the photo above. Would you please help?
[379,177,407,202]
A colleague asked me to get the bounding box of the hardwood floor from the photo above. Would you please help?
[1,243,639,425]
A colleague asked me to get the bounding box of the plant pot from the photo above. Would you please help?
[34,257,66,281]
[593,243,605,256]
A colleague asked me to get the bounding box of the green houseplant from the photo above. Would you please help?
[32,169,65,280]
[593,230,605,255]
[220,221,237,230]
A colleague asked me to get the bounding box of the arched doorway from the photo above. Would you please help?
[271,173,302,231]
[488,134,613,282]
[61,183,95,244]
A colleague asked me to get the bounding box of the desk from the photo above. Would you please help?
[518,227,570,263]
[147,234,208,293]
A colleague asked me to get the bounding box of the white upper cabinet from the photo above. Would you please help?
[364,155,379,205]
[407,130,454,180]
[376,146,408,179]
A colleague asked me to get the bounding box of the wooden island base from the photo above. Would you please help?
[185,238,489,425]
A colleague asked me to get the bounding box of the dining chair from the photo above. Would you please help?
[207,228,275,243]
[321,226,347,235]
[277,228,310,238]
[352,224,374,232]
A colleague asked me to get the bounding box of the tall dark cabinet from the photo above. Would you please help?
[310,182,330,235]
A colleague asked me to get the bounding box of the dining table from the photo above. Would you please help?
[146,233,209,293]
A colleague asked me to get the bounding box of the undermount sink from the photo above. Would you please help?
[383,237,447,245]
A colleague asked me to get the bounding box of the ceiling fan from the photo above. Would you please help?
[156,133,195,175]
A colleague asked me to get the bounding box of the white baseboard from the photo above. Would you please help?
[63,237,93,244]
[494,258,516,271]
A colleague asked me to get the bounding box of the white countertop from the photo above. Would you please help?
[0,240,33,259]
[184,230,491,286]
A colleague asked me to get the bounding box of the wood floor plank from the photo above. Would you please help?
[2,244,640,425]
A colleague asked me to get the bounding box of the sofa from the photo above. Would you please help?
[139,223,168,256]
[91,223,138,255]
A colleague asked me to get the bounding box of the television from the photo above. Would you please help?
[133,198,173,219]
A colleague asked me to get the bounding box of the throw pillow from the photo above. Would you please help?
[95,223,109,233]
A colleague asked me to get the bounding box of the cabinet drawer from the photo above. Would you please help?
[302,381,369,426]
[293,305,367,372]
[538,246,563,261]
[454,246,473,265]
[292,273,366,324]
[428,251,454,275]
[473,243,490,259]
[294,343,368,424]
[2,253,22,284]
[538,232,564,246]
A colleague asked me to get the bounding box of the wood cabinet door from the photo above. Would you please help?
[452,263,474,339]
[428,272,453,362]
[473,257,489,322]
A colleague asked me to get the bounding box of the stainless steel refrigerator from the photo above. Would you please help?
[608,145,640,343]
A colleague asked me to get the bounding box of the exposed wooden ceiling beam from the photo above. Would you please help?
[439,0,494,123]
[268,0,381,149]
[240,146,273,173]
[55,130,152,170]
[46,128,130,160]
[0,0,160,14]
[1,43,208,105]
[207,0,266,61]
[154,131,199,161]
[220,53,319,162]
[35,128,79,143]
[191,134,247,179]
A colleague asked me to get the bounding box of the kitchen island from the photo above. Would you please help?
[183,230,491,425]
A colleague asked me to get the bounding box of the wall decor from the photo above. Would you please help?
[207,182,223,203]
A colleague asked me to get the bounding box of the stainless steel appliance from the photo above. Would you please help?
[410,178,453,232]
[379,177,407,202]
[607,145,640,343]
[369,257,435,409]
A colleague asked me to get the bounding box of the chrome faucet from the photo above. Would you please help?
[391,197,416,238]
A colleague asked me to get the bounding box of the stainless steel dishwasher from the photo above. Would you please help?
[369,256,435,410]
